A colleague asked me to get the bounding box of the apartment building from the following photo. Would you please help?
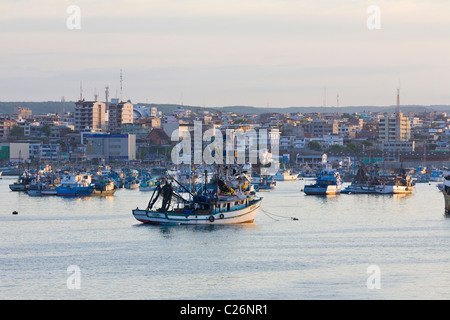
[108,99,133,134]
[379,112,411,142]
[74,100,107,132]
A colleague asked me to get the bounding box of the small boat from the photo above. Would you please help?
[27,181,45,196]
[92,179,117,196]
[139,178,158,191]
[274,169,298,181]
[41,185,58,196]
[303,170,343,195]
[124,178,140,189]
[9,174,33,191]
[430,170,444,182]
[56,173,94,196]
[253,175,276,192]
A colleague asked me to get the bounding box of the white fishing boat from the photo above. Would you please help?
[132,175,262,225]
[342,167,415,194]
[274,169,298,181]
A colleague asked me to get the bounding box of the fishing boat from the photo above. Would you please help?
[27,181,44,196]
[56,173,94,196]
[124,177,140,189]
[9,174,33,191]
[430,170,444,182]
[303,170,343,195]
[139,178,158,191]
[443,172,450,215]
[253,175,276,192]
[379,170,415,194]
[132,173,262,225]
[41,185,57,196]
[274,169,298,181]
[341,166,414,194]
[92,179,117,196]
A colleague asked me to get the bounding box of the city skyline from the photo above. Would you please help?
[1,0,449,107]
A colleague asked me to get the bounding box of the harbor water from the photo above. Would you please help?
[1,176,449,300]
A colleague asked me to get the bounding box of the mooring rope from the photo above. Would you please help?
[260,208,299,221]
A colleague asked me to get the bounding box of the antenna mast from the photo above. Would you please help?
[105,86,109,108]
[61,96,65,114]
[120,69,123,101]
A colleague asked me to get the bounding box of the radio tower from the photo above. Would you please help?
[120,69,123,101]
[105,86,110,108]
[61,96,65,114]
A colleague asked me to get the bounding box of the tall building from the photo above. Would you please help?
[379,89,414,153]
[74,100,107,132]
[108,99,133,134]
[379,89,411,142]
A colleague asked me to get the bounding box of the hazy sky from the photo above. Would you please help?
[1,0,449,108]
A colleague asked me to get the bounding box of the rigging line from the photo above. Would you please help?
[260,208,299,221]
[260,208,280,221]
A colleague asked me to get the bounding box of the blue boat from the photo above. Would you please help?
[303,170,343,195]
[56,173,94,196]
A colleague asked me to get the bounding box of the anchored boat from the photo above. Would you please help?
[56,173,94,196]
[274,169,298,181]
[303,170,343,195]
[132,171,262,225]
[341,166,415,194]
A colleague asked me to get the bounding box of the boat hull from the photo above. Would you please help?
[92,189,117,196]
[132,198,262,225]
[139,185,157,192]
[56,186,94,196]
[274,175,298,181]
[9,184,28,191]
[444,189,450,215]
[304,185,341,195]
[341,184,414,194]
[41,189,57,196]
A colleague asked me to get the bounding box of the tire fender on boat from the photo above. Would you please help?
[219,213,224,219]
[209,215,215,223]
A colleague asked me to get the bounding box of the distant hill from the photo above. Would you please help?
[1,101,450,116]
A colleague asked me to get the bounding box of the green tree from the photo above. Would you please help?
[308,141,322,151]
[9,126,24,137]
[40,124,52,137]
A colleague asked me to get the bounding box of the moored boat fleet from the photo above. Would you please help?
[7,152,450,224]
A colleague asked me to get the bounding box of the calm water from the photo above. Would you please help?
[0,176,449,300]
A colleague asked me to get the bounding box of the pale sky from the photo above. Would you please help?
[0,0,449,108]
